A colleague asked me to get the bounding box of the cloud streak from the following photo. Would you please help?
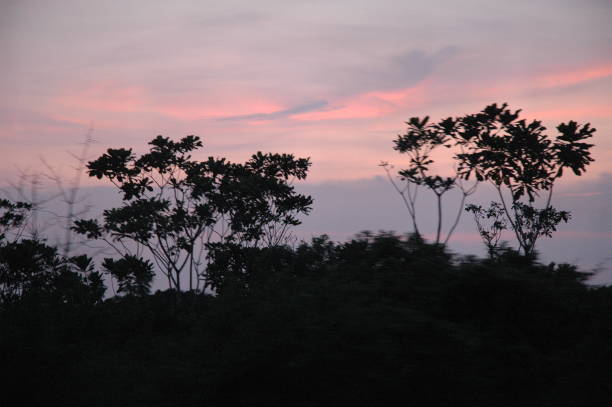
[217,100,329,121]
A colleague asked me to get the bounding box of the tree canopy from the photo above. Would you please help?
[73,135,313,292]
[384,103,595,256]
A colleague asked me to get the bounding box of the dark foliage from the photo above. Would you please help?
[102,255,154,297]
[1,199,104,305]
[0,113,606,405]
[384,103,595,255]
[2,232,611,406]
[73,135,312,292]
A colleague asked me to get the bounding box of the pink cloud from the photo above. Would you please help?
[154,100,284,121]
[52,81,285,121]
[526,105,612,120]
[538,63,612,88]
[48,75,439,127]
[292,82,430,121]
[291,98,393,121]
[476,61,612,100]
[54,81,149,113]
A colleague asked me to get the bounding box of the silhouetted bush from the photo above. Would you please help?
[1,198,105,306]
[2,232,611,406]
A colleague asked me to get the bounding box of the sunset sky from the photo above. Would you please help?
[1,1,611,275]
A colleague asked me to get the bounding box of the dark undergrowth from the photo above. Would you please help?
[2,233,612,406]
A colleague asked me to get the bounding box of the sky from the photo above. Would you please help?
[1,0,611,277]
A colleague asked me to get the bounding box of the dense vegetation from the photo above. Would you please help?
[2,233,611,406]
[1,105,609,406]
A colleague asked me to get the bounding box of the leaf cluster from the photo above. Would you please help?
[451,103,594,201]
[74,135,313,291]
[0,238,105,305]
[0,199,31,241]
[102,255,154,297]
[391,103,594,255]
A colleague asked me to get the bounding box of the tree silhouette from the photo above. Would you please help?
[381,116,478,245]
[465,202,507,258]
[73,135,312,292]
[0,198,104,304]
[102,255,154,296]
[385,103,595,255]
[454,103,594,255]
[0,198,31,242]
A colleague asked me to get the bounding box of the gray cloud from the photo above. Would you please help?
[218,100,329,121]
[330,46,459,96]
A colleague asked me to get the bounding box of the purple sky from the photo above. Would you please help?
[1,0,611,277]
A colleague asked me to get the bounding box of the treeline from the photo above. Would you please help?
[1,104,610,405]
[2,232,612,406]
